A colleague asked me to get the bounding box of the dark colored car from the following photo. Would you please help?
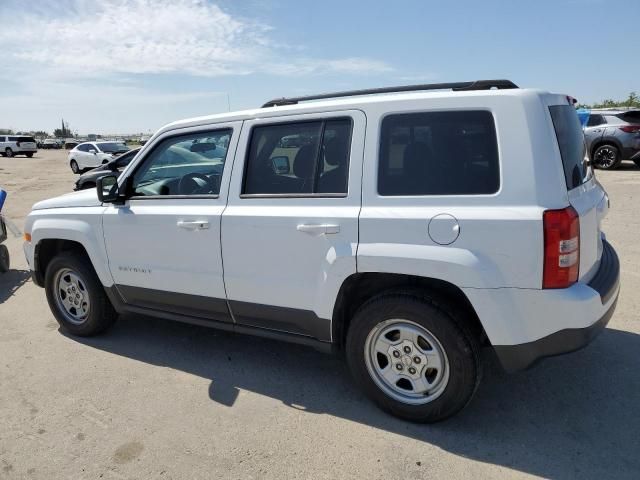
[74,148,140,191]
[0,188,9,272]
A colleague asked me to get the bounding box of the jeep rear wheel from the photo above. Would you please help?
[45,252,117,336]
[593,144,621,170]
[346,292,481,423]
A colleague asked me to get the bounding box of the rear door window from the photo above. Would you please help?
[549,105,590,190]
[586,114,605,127]
[242,118,352,195]
[378,110,499,196]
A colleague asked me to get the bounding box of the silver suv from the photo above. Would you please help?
[584,109,640,169]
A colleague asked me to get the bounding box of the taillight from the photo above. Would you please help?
[619,125,640,134]
[543,206,580,289]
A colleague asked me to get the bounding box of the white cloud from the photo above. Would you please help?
[0,0,392,78]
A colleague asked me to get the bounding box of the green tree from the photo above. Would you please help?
[0,129,14,135]
[583,92,640,109]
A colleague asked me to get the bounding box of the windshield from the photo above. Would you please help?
[99,142,129,153]
[549,105,591,190]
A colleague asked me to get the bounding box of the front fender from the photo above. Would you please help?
[25,207,112,286]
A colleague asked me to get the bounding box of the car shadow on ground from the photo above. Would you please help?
[612,161,640,171]
[0,269,30,304]
[68,314,640,479]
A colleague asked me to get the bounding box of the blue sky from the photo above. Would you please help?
[0,0,637,134]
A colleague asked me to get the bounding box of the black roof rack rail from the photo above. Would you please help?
[261,79,518,108]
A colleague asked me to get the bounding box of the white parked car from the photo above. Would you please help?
[67,141,130,173]
[0,135,38,157]
[23,80,620,422]
[42,139,62,149]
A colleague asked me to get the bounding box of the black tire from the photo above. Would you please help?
[592,144,621,170]
[26,152,33,158]
[5,148,13,158]
[346,291,482,423]
[44,251,117,336]
[0,245,9,273]
[70,160,79,174]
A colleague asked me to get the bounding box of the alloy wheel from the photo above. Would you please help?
[594,146,618,169]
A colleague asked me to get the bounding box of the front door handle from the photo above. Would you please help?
[177,220,210,230]
[297,224,340,235]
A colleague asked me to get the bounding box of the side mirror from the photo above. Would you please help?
[96,175,120,203]
[89,149,97,154]
[271,155,290,174]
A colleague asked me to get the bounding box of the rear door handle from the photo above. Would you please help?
[177,220,210,230]
[297,224,340,235]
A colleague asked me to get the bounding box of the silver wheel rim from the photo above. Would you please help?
[53,268,91,324]
[595,147,617,168]
[364,319,449,405]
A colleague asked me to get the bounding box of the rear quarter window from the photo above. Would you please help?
[548,105,590,190]
[378,110,500,196]
[618,111,640,124]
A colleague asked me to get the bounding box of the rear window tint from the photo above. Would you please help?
[8,136,35,142]
[586,114,605,127]
[618,111,640,123]
[549,105,589,190]
[378,111,499,196]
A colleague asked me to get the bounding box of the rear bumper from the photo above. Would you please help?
[493,298,616,372]
[492,240,620,372]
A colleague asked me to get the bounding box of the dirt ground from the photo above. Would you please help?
[1,149,639,479]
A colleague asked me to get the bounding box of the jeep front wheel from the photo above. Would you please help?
[346,292,481,423]
[45,252,117,336]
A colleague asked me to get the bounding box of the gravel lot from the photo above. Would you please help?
[1,149,639,479]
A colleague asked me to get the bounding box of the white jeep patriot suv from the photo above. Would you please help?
[23,80,620,422]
